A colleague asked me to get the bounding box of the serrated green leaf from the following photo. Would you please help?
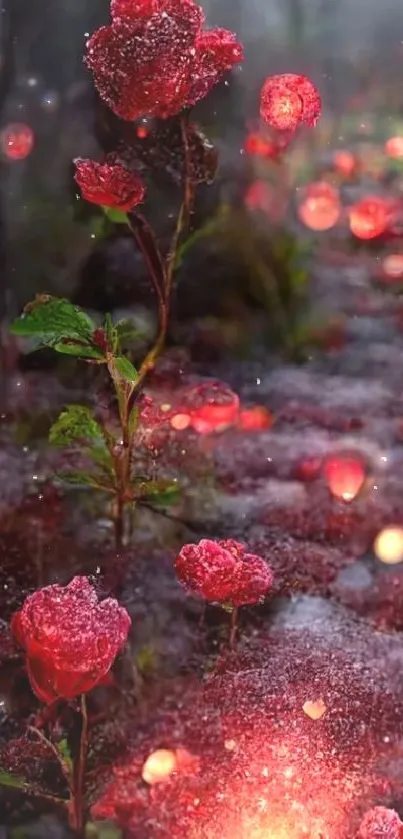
[0,770,28,790]
[52,340,105,360]
[102,207,128,225]
[134,479,180,505]
[113,356,138,384]
[55,471,113,491]
[11,297,96,345]
[49,406,106,450]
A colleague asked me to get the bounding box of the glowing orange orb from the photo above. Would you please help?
[302,698,327,720]
[141,749,176,784]
[297,181,340,231]
[1,122,34,160]
[333,149,356,177]
[374,526,403,565]
[324,454,366,502]
[385,136,403,158]
[170,412,191,431]
[136,125,149,139]
[349,196,388,240]
[382,254,403,279]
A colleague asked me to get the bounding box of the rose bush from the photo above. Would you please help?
[85,0,243,122]
[175,538,273,606]
[11,576,131,704]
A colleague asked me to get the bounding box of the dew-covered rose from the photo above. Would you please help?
[85,0,243,122]
[74,159,145,210]
[175,538,273,606]
[260,73,321,132]
[11,576,131,704]
[356,807,403,839]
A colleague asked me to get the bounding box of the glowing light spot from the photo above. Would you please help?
[303,699,327,720]
[1,123,34,160]
[141,749,176,784]
[382,254,403,279]
[333,149,356,177]
[374,526,403,565]
[224,739,237,751]
[349,196,389,240]
[137,125,149,139]
[324,454,366,502]
[297,181,340,231]
[385,136,403,158]
[171,412,191,431]
[238,406,273,431]
[244,132,281,160]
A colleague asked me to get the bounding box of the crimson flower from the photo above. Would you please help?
[175,538,273,606]
[74,159,145,210]
[85,0,243,121]
[260,74,321,131]
[356,807,403,839]
[11,576,131,704]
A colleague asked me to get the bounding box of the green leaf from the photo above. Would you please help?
[102,207,128,225]
[134,479,180,505]
[52,340,105,360]
[55,471,112,491]
[49,406,106,450]
[113,356,138,384]
[0,770,28,790]
[104,314,118,353]
[115,319,142,348]
[11,297,96,343]
[85,821,123,839]
[56,739,73,775]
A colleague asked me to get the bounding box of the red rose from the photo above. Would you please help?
[180,381,240,434]
[85,0,243,121]
[356,807,403,839]
[11,576,131,704]
[175,538,273,606]
[260,74,321,132]
[74,159,145,210]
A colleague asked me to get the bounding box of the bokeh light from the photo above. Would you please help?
[333,149,357,177]
[297,181,341,231]
[141,749,177,784]
[374,526,403,565]
[0,123,34,160]
[324,454,366,502]
[382,254,403,280]
[385,136,403,158]
[349,196,389,240]
[302,698,327,720]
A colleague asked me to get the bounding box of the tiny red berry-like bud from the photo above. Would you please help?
[175,538,273,606]
[74,159,145,211]
[85,0,243,122]
[260,74,321,132]
[92,328,109,353]
[11,577,131,704]
[356,807,403,839]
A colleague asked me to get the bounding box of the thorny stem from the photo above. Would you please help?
[109,121,195,551]
[70,694,88,833]
[229,607,239,648]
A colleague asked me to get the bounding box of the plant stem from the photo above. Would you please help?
[229,607,239,648]
[27,726,73,793]
[70,694,88,834]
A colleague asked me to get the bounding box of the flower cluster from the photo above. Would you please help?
[85,0,243,122]
[12,576,131,704]
[175,538,273,606]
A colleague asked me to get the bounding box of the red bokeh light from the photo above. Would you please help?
[324,454,366,502]
[1,123,34,160]
[349,196,389,240]
[244,132,284,161]
[385,136,403,158]
[333,149,357,177]
[238,406,273,431]
[382,254,403,280]
[297,181,341,231]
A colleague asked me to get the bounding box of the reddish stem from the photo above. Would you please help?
[229,606,239,648]
[70,694,88,833]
